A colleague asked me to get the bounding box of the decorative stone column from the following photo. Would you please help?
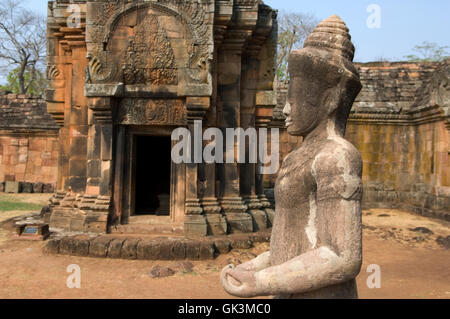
[217,29,254,233]
[253,6,278,226]
[184,97,209,236]
[240,57,268,231]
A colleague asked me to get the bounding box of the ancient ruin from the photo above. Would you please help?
[274,59,450,221]
[0,92,59,193]
[222,15,363,299]
[44,0,278,236]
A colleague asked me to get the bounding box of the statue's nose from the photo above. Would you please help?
[283,102,291,117]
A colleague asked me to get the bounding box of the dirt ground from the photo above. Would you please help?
[0,194,449,299]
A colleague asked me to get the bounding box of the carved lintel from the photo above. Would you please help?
[118,98,187,126]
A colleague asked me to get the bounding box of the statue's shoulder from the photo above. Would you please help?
[312,137,362,178]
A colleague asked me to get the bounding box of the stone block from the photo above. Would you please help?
[74,237,90,257]
[88,237,113,258]
[249,210,268,231]
[172,240,186,260]
[59,236,77,255]
[185,240,200,260]
[5,181,20,193]
[199,241,216,260]
[159,240,174,260]
[230,235,253,249]
[184,215,208,236]
[33,182,44,193]
[214,239,231,254]
[136,239,161,260]
[107,238,126,258]
[43,238,60,254]
[120,238,140,260]
[21,182,34,193]
[224,213,253,234]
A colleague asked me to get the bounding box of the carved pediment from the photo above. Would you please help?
[85,0,214,91]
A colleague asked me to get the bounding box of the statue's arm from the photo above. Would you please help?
[253,199,362,296]
[253,147,363,296]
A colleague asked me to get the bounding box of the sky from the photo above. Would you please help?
[8,0,450,63]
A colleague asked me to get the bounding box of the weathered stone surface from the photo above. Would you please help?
[171,240,186,260]
[185,240,201,260]
[5,181,20,193]
[214,239,232,254]
[59,236,77,255]
[33,183,44,193]
[229,236,253,249]
[136,239,160,260]
[120,238,140,260]
[88,236,113,258]
[107,238,126,259]
[158,239,174,260]
[43,238,60,255]
[199,241,216,260]
[21,182,34,193]
[73,236,90,257]
[249,210,268,231]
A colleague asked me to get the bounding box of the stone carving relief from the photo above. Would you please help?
[85,0,213,87]
[46,65,61,81]
[122,14,177,85]
[118,99,187,126]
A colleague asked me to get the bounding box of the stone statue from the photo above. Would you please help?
[221,15,364,299]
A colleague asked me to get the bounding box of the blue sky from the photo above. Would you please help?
[15,0,450,62]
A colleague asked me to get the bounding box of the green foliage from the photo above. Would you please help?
[0,67,47,96]
[405,41,450,62]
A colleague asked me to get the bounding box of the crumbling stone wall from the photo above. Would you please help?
[0,91,59,192]
[271,61,450,221]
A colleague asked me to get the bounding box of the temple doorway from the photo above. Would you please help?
[134,135,171,215]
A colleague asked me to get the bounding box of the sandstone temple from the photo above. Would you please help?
[43,0,279,236]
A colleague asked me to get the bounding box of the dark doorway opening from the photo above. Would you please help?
[134,135,171,215]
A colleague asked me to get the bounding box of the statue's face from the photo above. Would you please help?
[283,75,325,137]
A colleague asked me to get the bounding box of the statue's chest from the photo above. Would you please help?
[274,151,316,209]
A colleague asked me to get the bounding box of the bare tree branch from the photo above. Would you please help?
[276,11,319,84]
[0,0,46,94]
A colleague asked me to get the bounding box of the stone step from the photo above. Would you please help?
[110,223,184,236]
[42,231,272,260]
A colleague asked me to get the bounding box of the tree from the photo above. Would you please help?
[0,67,47,96]
[405,41,450,62]
[0,0,46,95]
[276,11,319,84]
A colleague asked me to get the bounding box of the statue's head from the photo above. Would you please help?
[284,15,362,137]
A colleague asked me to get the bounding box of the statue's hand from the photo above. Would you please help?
[220,264,258,298]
